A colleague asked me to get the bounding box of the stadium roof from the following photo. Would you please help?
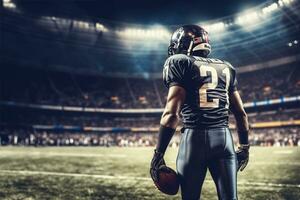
[1,0,300,76]
[13,0,268,25]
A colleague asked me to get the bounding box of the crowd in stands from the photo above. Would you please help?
[1,127,300,147]
[1,67,164,108]
[1,104,300,147]
[3,108,299,127]
[250,128,300,147]
[237,64,300,101]
[1,108,300,147]
[1,63,300,148]
[1,63,300,109]
[231,109,300,124]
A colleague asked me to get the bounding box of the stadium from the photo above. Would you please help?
[0,0,300,199]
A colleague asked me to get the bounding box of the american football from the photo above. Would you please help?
[154,166,179,195]
[1,0,300,199]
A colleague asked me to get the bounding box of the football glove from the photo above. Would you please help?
[150,150,166,183]
[236,144,250,172]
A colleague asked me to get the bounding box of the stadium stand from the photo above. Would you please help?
[1,64,300,147]
[1,127,300,147]
[1,62,300,108]
[1,0,300,148]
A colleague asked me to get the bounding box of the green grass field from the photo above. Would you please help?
[0,146,299,200]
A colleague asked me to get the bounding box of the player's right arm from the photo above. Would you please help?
[155,55,190,153]
[150,55,189,181]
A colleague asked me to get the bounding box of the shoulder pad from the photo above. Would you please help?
[223,60,235,70]
[207,58,225,64]
[193,56,225,64]
[168,54,190,62]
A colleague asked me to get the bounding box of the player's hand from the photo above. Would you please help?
[236,145,249,172]
[150,150,166,182]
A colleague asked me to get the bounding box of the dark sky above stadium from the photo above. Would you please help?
[14,0,268,25]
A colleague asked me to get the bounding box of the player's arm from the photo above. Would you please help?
[229,90,250,171]
[150,86,186,181]
[157,85,186,152]
[229,91,249,145]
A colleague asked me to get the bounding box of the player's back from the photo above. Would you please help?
[163,54,237,129]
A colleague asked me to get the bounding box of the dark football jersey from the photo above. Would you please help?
[163,54,237,129]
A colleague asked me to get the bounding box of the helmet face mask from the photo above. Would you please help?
[168,25,211,57]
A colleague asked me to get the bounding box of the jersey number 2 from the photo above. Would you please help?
[198,65,230,108]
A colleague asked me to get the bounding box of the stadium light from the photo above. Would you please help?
[262,3,279,15]
[95,23,108,32]
[278,0,294,6]
[116,27,171,39]
[42,16,109,33]
[236,11,260,26]
[75,21,90,29]
[203,22,226,32]
[3,0,16,9]
[287,40,298,47]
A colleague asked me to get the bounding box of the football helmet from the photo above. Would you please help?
[168,25,211,57]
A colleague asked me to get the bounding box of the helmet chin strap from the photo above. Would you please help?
[187,40,194,56]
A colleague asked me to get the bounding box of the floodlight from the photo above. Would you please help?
[236,11,260,26]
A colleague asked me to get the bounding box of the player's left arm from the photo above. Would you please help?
[150,85,186,181]
[230,91,250,172]
[227,63,250,172]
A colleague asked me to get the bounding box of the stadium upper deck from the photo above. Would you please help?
[1,0,300,75]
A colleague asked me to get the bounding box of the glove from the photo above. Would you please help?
[150,150,166,182]
[236,144,249,172]
[150,125,175,184]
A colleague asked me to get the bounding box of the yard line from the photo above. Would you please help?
[170,161,300,165]
[0,170,300,189]
[249,161,300,166]
[0,152,127,158]
[239,181,300,188]
[273,150,293,154]
[0,170,149,181]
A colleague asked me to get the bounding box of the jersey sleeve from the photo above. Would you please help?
[225,61,238,94]
[230,69,238,94]
[163,55,191,89]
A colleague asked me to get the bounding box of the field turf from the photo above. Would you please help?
[0,146,299,200]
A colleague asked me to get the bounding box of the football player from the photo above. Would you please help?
[150,25,250,200]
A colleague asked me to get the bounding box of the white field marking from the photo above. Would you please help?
[237,185,281,191]
[0,170,300,189]
[0,170,149,181]
[273,150,294,154]
[238,181,300,189]
[0,152,127,158]
[249,161,300,166]
[170,161,300,165]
